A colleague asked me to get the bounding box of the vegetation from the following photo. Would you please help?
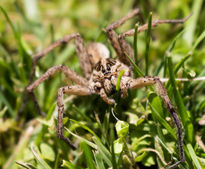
[0,0,205,168]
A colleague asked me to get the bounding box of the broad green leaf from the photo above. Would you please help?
[113,138,124,155]
[115,120,129,138]
[40,143,55,162]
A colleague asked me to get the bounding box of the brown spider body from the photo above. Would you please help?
[26,9,191,168]
[88,45,132,104]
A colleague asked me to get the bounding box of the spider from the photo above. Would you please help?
[27,8,190,169]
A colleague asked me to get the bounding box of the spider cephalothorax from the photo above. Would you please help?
[89,55,131,102]
[26,8,191,168]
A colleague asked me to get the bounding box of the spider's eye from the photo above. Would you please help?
[102,67,106,73]
[107,64,111,71]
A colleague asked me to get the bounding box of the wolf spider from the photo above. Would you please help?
[27,8,190,169]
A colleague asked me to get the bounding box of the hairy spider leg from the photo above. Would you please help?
[27,65,88,92]
[22,9,190,167]
[129,76,184,169]
[118,14,191,67]
[99,88,116,105]
[57,85,91,149]
[27,65,89,148]
[120,14,192,38]
[30,33,92,81]
[105,8,140,66]
[20,33,91,115]
[105,7,191,68]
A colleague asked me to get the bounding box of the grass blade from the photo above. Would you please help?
[65,127,97,149]
[125,53,144,77]
[174,30,205,75]
[163,30,184,77]
[133,24,139,66]
[148,94,176,139]
[92,137,112,167]
[145,12,152,75]
[0,6,18,38]
[94,152,106,169]
[183,0,203,46]
[186,143,202,169]
[0,90,15,117]
[30,143,52,169]
[166,30,205,88]
[15,161,35,169]
[0,6,31,82]
[81,142,96,169]
[70,119,98,137]
[116,70,125,91]
[167,56,194,144]
[61,160,82,169]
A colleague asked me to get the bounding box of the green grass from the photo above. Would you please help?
[1,0,205,169]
